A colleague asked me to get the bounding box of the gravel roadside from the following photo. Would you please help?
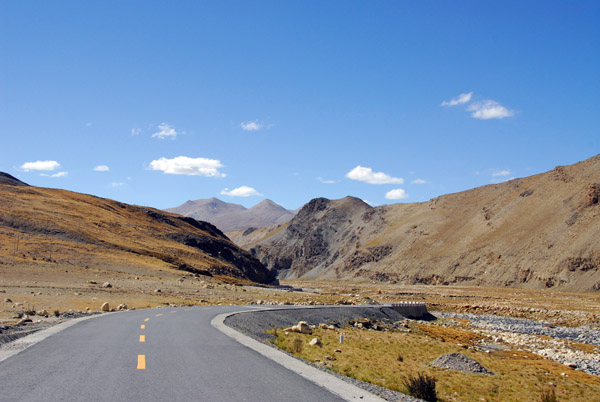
[225,305,424,402]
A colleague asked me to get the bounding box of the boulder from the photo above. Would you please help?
[102,282,112,288]
[100,302,110,312]
[309,337,322,346]
[295,321,313,334]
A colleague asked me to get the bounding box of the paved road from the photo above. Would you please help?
[0,306,350,402]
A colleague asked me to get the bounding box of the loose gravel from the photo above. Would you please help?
[438,312,600,376]
[430,352,494,375]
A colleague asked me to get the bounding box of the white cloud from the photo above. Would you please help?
[21,160,60,171]
[94,165,110,172]
[41,171,68,178]
[411,179,427,184]
[85,122,93,127]
[492,170,511,177]
[317,177,336,184]
[149,156,226,177]
[131,128,142,136]
[441,92,473,106]
[346,166,404,185]
[385,188,409,200]
[467,100,514,120]
[240,120,263,131]
[362,200,379,207]
[220,186,263,197]
[111,182,125,187]
[152,123,179,139]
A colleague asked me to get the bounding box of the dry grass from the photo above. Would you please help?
[272,325,600,402]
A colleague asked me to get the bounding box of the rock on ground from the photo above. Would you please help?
[430,352,494,375]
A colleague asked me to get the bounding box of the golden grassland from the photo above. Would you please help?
[272,322,600,402]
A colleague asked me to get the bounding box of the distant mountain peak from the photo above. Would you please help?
[166,197,295,232]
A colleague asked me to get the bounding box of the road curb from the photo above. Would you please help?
[211,310,386,402]
[0,313,112,363]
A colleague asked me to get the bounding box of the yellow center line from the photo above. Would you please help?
[144,318,150,322]
[137,355,146,370]
[155,313,163,317]
[184,308,192,311]
[140,324,145,329]
[139,335,145,343]
[170,310,176,313]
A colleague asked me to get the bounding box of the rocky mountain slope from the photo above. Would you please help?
[166,197,295,232]
[242,154,600,291]
[0,179,273,283]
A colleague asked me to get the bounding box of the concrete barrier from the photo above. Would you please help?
[390,301,428,319]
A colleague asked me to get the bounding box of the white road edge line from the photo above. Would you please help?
[0,313,112,363]
[211,311,386,402]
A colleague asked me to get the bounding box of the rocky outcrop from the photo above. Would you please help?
[251,196,385,279]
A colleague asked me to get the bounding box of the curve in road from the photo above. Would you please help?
[0,306,384,402]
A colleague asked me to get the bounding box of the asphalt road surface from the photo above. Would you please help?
[0,306,354,402]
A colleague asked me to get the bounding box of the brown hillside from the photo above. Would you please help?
[0,182,273,284]
[246,155,600,291]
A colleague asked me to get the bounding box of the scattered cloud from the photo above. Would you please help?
[149,156,226,177]
[85,122,93,127]
[21,160,60,171]
[317,177,337,184]
[41,171,68,178]
[220,186,263,197]
[346,166,404,185]
[492,170,511,177]
[467,100,514,120]
[152,123,180,139]
[411,179,427,184]
[94,165,110,172]
[441,92,473,106]
[131,128,142,136]
[385,188,409,200]
[111,182,125,187]
[362,200,378,207]
[240,120,263,131]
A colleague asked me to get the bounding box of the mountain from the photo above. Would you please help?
[243,155,600,291]
[0,179,273,284]
[166,198,296,232]
[0,172,28,186]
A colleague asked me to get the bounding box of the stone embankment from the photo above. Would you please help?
[439,312,600,376]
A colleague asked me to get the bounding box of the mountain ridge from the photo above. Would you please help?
[0,180,273,283]
[241,154,600,291]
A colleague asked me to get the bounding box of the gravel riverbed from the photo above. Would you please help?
[438,312,600,376]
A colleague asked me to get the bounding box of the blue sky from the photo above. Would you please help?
[1,1,598,210]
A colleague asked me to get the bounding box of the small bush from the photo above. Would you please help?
[291,337,304,354]
[53,310,60,317]
[402,372,437,402]
[24,308,36,316]
[541,388,558,402]
[397,354,404,362]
